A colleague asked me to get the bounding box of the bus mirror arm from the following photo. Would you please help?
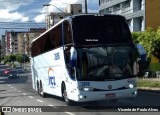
[70,47,77,67]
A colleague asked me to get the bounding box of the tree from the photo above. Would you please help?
[154,26,160,59]
[131,32,141,43]
[9,54,17,62]
[16,54,29,65]
[3,55,10,64]
[16,54,24,65]
[138,27,158,58]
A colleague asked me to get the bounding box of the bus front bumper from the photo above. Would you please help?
[71,88,137,102]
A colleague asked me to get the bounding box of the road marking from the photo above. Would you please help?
[140,91,160,96]
[48,104,54,106]
[28,96,34,99]
[48,104,58,108]
[37,99,43,103]
[11,87,13,88]
[23,93,27,95]
[53,106,58,108]
[65,112,75,115]
[18,90,21,92]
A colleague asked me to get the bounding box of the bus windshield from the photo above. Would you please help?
[72,16,131,45]
[76,46,134,81]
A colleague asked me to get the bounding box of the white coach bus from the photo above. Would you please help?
[31,14,138,105]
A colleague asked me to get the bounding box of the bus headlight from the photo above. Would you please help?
[125,84,135,89]
[79,87,94,91]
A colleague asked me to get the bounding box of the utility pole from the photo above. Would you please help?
[85,0,88,14]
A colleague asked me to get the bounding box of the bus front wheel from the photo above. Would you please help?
[62,84,73,105]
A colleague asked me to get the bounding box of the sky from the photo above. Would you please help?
[0,0,99,38]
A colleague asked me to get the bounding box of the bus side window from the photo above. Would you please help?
[64,21,72,45]
[50,32,55,49]
[54,24,62,48]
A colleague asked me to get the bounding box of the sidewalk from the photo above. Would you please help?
[139,78,160,81]
[138,87,160,93]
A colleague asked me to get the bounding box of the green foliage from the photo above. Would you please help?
[132,26,160,59]
[150,63,160,72]
[131,32,141,43]
[10,54,17,62]
[16,54,29,63]
[138,79,160,88]
[16,54,24,63]
[3,54,16,63]
[138,27,157,57]
[3,54,30,64]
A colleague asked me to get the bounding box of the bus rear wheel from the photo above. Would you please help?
[39,82,47,98]
[37,82,40,95]
[62,84,73,105]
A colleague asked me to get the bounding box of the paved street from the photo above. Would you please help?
[1,65,160,115]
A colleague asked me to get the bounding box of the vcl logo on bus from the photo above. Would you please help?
[48,68,56,88]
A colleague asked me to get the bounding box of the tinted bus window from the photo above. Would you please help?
[64,21,72,45]
[72,17,131,45]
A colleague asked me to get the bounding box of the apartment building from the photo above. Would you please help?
[99,0,160,32]
[5,31,25,55]
[17,28,45,55]
[45,13,71,29]
[4,28,45,56]
[1,35,6,57]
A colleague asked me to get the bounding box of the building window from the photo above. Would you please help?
[122,0,131,8]
[113,4,120,12]
[106,7,112,14]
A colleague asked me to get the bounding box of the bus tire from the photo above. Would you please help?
[62,83,73,105]
[37,82,40,95]
[39,82,47,98]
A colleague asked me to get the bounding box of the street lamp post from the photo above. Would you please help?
[43,4,68,29]
[43,4,67,15]
[23,34,27,69]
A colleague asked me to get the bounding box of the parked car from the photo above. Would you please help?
[8,70,19,79]
[14,66,24,73]
[3,68,12,76]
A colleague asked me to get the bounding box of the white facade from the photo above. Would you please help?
[45,4,82,30]
[45,13,71,29]
[99,0,145,32]
[65,4,82,14]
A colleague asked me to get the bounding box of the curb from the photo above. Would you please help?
[138,87,160,93]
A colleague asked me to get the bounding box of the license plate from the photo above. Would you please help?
[105,93,116,98]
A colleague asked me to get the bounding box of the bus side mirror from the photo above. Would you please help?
[70,47,77,67]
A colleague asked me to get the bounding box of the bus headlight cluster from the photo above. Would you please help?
[79,87,94,91]
[125,84,136,89]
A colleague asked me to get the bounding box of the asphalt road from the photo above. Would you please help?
[0,64,160,115]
